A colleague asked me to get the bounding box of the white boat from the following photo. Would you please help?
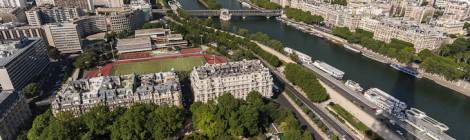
[362,53,389,64]
[364,88,407,116]
[343,44,361,53]
[345,80,363,92]
[313,60,345,79]
[284,47,312,64]
[241,2,251,8]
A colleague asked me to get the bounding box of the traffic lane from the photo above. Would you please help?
[275,94,324,140]
[282,83,355,140]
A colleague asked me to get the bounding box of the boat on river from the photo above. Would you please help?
[390,64,422,78]
[345,80,363,92]
[343,44,361,53]
[313,60,345,79]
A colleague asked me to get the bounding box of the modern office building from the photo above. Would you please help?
[52,72,182,116]
[43,22,83,53]
[116,36,152,54]
[25,5,81,26]
[190,60,273,103]
[0,38,49,90]
[0,23,44,40]
[0,0,25,8]
[0,90,32,140]
[73,8,145,35]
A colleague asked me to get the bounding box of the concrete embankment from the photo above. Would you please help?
[196,0,209,8]
[279,17,470,97]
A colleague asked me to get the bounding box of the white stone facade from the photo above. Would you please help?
[52,72,183,116]
[190,60,273,103]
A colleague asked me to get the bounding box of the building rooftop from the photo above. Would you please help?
[0,38,37,67]
[117,36,151,46]
[135,28,169,36]
[193,59,267,79]
[54,72,180,106]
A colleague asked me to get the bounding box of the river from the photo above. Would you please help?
[178,0,470,139]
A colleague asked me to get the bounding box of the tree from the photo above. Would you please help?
[237,28,250,37]
[464,22,470,34]
[47,46,61,60]
[81,106,113,137]
[22,83,39,98]
[28,110,53,140]
[73,51,98,69]
[110,104,155,140]
[148,106,184,139]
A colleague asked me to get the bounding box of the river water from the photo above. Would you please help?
[178,0,470,139]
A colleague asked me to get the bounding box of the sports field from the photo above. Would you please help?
[111,57,206,75]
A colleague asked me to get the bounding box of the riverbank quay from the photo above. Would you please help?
[254,35,400,140]
[277,17,470,96]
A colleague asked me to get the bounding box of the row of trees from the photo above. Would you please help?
[27,104,184,140]
[190,91,313,139]
[249,0,282,9]
[332,27,416,63]
[168,17,283,67]
[285,8,324,25]
[284,63,329,102]
[237,28,285,52]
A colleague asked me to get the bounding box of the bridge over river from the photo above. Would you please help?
[152,9,282,20]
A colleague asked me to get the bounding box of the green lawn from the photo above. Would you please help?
[112,57,206,75]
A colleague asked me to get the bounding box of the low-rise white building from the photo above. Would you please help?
[116,36,152,54]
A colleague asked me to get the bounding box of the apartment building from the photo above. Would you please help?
[94,0,123,7]
[0,8,26,23]
[43,22,83,53]
[35,0,54,6]
[53,0,93,12]
[0,90,32,140]
[0,38,49,90]
[25,5,81,26]
[442,0,470,21]
[301,3,346,27]
[0,0,25,8]
[73,16,107,37]
[190,60,273,103]
[52,72,182,116]
[403,6,434,23]
[435,19,466,35]
[359,17,445,52]
[0,23,44,40]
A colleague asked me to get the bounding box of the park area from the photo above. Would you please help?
[111,56,206,75]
